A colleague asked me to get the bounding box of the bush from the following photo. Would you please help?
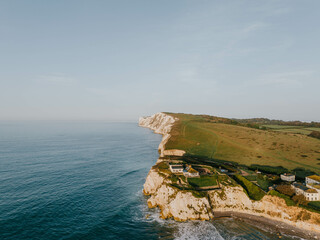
[233,175,265,201]
[309,131,320,140]
[276,184,295,197]
[308,201,320,211]
[292,194,308,206]
[269,190,295,206]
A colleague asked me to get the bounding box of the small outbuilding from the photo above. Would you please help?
[280,173,295,182]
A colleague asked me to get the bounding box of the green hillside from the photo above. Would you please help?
[165,113,320,174]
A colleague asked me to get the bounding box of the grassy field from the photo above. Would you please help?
[188,175,218,188]
[165,113,320,174]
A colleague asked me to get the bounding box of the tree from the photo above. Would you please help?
[276,185,295,197]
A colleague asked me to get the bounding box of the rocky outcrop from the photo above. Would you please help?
[143,165,213,221]
[139,112,175,135]
[209,186,320,234]
[139,113,185,157]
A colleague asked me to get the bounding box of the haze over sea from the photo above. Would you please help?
[0,122,297,239]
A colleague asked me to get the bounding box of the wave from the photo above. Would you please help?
[174,221,224,240]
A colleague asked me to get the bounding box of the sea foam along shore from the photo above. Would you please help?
[139,112,320,239]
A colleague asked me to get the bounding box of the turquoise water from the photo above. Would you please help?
[0,122,297,239]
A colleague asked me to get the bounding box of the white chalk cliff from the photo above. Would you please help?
[139,113,185,157]
[140,112,320,236]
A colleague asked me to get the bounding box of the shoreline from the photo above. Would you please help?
[214,211,320,239]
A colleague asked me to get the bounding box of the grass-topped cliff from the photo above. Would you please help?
[164,113,320,174]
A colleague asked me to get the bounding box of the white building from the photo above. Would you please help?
[306,175,320,185]
[292,182,320,201]
[169,164,184,174]
[306,175,320,194]
[280,173,295,182]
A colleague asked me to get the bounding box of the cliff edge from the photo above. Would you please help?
[139,113,185,157]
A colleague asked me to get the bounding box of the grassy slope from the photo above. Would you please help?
[165,113,320,174]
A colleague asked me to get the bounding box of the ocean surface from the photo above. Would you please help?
[0,122,298,240]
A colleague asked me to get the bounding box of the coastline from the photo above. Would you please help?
[214,211,320,239]
[139,112,320,239]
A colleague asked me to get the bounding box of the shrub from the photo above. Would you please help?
[308,201,320,211]
[276,184,295,197]
[233,175,265,201]
[293,167,316,181]
[269,190,295,206]
[309,131,320,140]
[292,194,308,206]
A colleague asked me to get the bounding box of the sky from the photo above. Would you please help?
[1,0,319,121]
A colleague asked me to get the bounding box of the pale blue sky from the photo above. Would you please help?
[1,0,319,121]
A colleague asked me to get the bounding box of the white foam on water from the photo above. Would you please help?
[174,221,225,240]
[133,189,169,225]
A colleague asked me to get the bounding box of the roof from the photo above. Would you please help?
[306,189,318,193]
[281,173,294,176]
[309,183,320,189]
[307,175,320,182]
[171,165,183,169]
[292,182,309,191]
[188,167,199,174]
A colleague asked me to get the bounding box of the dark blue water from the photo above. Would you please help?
[0,122,298,239]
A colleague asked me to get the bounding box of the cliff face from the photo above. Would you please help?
[144,166,213,221]
[140,112,320,236]
[139,113,185,157]
[144,168,320,233]
[209,186,320,233]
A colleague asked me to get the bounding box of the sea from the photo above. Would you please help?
[0,121,300,240]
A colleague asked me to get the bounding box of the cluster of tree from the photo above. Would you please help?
[309,131,320,140]
[197,116,268,130]
[234,118,320,128]
[293,167,317,181]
